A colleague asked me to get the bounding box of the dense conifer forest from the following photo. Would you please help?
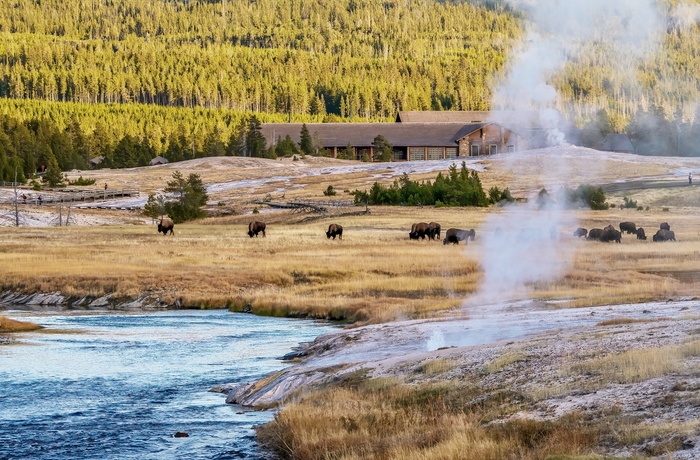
[1,0,700,180]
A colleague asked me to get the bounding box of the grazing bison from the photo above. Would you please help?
[600,227,621,243]
[409,222,430,240]
[443,228,476,245]
[660,222,670,231]
[248,221,266,238]
[636,227,647,240]
[653,229,676,242]
[157,217,174,236]
[619,221,637,234]
[587,228,603,241]
[427,222,441,240]
[326,223,343,240]
[573,228,588,238]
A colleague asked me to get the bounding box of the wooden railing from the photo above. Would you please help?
[3,188,140,206]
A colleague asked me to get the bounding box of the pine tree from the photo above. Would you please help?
[43,152,64,187]
[245,116,266,157]
[299,123,314,155]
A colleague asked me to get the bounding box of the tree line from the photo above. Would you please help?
[1,0,700,170]
[0,108,326,183]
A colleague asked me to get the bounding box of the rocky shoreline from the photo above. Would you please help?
[0,290,173,310]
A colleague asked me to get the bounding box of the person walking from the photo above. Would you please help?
[689,172,693,185]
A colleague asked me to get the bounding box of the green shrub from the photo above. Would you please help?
[69,176,97,186]
[622,196,637,209]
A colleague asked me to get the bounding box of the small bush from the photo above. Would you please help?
[69,176,97,186]
[323,185,337,196]
[622,196,637,209]
[252,207,259,214]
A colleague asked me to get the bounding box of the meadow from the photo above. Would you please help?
[1,204,698,324]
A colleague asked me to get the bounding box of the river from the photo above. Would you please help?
[0,308,338,460]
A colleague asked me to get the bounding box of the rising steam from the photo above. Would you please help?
[468,0,668,308]
[492,0,665,145]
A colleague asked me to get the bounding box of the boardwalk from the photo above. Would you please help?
[2,188,140,206]
[252,199,355,213]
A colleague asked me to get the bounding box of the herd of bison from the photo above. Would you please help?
[574,221,676,243]
[157,217,676,243]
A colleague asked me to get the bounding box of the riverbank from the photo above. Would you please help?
[237,298,700,459]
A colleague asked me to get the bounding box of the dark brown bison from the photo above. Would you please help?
[326,223,343,240]
[573,228,588,238]
[619,221,637,234]
[600,227,621,243]
[409,222,430,240]
[443,228,475,245]
[587,228,603,240]
[248,221,266,238]
[157,217,174,236]
[427,222,441,240]
[636,227,647,240]
[660,222,670,231]
[653,229,676,242]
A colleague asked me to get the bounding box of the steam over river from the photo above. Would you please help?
[0,309,337,459]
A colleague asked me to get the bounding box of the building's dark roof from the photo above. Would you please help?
[261,122,494,148]
[396,110,544,126]
[600,134,634,153]
[150,156,169,165]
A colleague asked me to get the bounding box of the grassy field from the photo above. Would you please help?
[1,204,699,323]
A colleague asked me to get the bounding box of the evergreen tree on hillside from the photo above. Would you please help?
[43,152,64,187]
[245,116,266,157]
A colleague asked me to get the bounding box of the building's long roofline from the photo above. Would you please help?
[261,122,496,148]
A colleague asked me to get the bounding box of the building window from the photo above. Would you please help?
[507,145,515,153]
[427,147,442,160]
[356,148,371,161]
[471,145,479,156]
[445,147,457,159]
[409,147,424,161]
[392,149,407,161]
[489,144,497,155]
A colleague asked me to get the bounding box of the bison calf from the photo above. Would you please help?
[157,217,174,236]
[636,227,647,240]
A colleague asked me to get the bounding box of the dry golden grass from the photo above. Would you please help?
[571,339,700,385]
[485,351,528,373]
[0,315,42,332]
[2,204,700,323]
[258,378,624,460]
[418,358,458,376]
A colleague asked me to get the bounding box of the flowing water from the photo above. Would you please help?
[0,308,337,460]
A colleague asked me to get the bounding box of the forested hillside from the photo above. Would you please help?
[1,0,700,181]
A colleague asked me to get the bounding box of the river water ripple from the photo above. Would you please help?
[0,309,337,460]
